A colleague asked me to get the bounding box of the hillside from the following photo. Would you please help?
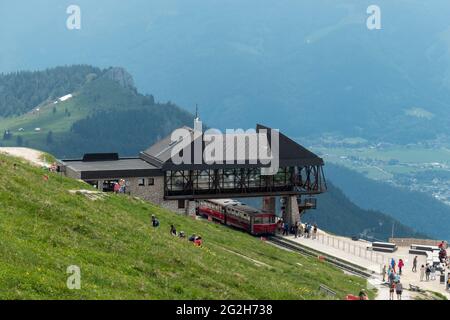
[0,153,371,299]
[303,183,429,242]
[325,164,450,241]
[0,66,193,158]
[0,65,102,117]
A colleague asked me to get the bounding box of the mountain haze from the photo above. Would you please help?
[2,1,450,142]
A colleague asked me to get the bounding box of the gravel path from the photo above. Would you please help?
[0,147,49,167]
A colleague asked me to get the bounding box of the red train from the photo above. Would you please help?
[196,199,277,235]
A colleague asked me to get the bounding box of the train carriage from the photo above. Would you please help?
[196,199,277,235]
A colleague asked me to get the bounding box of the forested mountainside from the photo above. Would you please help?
[0,65,193,158]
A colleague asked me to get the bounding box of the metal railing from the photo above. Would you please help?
[304,233,386,266]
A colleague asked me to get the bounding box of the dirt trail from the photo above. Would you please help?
[0,147,49,167]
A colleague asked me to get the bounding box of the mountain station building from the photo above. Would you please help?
[58,121,326,225]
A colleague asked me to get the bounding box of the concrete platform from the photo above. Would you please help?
[282,232,450,300]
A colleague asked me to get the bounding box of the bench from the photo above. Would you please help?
[410,244,439,252]
[372,242,397,253]
[373,242,397,249]
[409,249,428,256]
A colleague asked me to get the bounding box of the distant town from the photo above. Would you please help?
[304,135,450,207]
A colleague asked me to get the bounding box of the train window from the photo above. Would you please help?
[254,216,275,224]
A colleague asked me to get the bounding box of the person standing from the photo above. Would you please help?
[430,265,436,281]
[420,265,425,281]
[398,259,404,275]
[412,256,418,272]
[389,282,396,300]
[283,222,289,236]
[388,267,395,285]
[294,221,299,238]
[277,219,283,234]
[396,281,403,300]
[382,265,387,282]
[391,258,396,273]
[425,264,431,281]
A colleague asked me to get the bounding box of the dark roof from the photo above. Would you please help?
[142,126,193,165]
[60,124,324,178]
[61,158,163,179]
[256,124,324,167]
[140,124,323,170]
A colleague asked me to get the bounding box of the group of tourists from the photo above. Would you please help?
[382,258,404,300]
[152,214,203,247]
[277,219,318,239]
[113,179,127,194]
[381,240,450,299]
[419,262,437,282]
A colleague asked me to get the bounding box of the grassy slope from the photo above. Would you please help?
[0,78,117,148]
[0,153,371,300]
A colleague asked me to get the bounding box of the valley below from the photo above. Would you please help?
[307,136,450,207]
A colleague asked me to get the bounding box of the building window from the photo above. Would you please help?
[148,178,155,186]
[178,200,185,209]
[138,178,145,186]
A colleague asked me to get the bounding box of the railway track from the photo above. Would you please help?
[268,236,374,279]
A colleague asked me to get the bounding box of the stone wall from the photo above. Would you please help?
[389,238,440,247]
[88,176,194,215]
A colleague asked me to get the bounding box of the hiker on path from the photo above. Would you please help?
[420,265,425,281]
[398,259,404,275]
[412,256,418,272]
[396,281,403,300]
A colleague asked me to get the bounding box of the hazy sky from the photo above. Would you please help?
[2,1,450,134]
